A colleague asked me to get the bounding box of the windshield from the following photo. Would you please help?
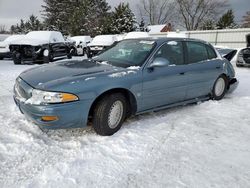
[94,39,156,68]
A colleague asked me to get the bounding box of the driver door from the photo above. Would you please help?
[142,41,188,110]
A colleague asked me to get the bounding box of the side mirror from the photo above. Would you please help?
[148,57,170,68]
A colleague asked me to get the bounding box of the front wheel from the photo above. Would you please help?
[12,52,21,65]
[92,93,127,136]
[212,75,228,100]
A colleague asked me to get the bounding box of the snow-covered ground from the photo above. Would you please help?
[0,59,250,188]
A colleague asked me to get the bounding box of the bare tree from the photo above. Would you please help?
[0,25,7,34]
[242,11,250,28]
[137,0,177,25]
[176,0,229,30]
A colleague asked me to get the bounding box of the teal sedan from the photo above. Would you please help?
[14,38,238,136]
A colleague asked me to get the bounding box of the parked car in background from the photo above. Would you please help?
[9,31,73,64]
[14,38,238,136]
[236,48,250,67]
[87,35,117,58]
[70,36,92,56]
[216,46,250,67]
[0,35,25,60]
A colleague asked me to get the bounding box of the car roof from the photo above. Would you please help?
[123,37,208,44]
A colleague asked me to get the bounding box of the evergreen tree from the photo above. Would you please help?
[83,0,111,36]
[42,0,72,34]
[242,11,250,28]
[10,15,44,34]
[42,0,111,36]
[200,20,216,30]
[216,9,237,29]
[110,3,136,34]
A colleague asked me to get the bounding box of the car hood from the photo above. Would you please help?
[19,59,122,89]
[10,38,49,46]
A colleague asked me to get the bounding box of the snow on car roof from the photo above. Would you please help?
[71,36,91,41]
[25,31,65,43]
[124,32,149,39]
[89,35,117,46]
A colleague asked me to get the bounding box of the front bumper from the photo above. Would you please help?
[14,96,92,129]
[236,60,250,66]
[228,78,239,93]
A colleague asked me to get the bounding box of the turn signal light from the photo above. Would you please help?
[41,116,58,122]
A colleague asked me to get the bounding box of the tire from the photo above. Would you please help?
[12,52,21,65]
[0,57,3,60]
[92,93,127,136]
[212,75,228,100]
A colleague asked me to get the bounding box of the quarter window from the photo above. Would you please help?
[206,45,217,59]
[154,41,184,65]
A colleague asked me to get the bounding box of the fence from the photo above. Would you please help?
[149,28,250,49]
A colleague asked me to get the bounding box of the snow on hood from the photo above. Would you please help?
[0,35,25,47]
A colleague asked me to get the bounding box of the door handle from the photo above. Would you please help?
[179,72,185,75]
[216,66,221,69]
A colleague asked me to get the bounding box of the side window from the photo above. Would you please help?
[186,42,208,64]
[154,41,184,65]
[206,45,217,59]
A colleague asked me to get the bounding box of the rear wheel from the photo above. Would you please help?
[212,75,228,100]
[92,93,127,136]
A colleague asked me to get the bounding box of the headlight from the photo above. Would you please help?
[25,89,79,105]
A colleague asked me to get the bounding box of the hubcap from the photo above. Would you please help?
[215,78,225,97]
[108,100,123,129]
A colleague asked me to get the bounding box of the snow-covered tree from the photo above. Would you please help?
[216,9,238,29]
[42,0,111,36]
[110,3,136,34]
[42,0,72,34]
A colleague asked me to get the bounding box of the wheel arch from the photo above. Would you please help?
[88,88,138,121]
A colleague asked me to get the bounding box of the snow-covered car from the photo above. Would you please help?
[70,36,92,56]
[9,31,73,64]
[14,38,238,136]
[0,35,25,60]
[124,32,150,40]
[87,35,118,58]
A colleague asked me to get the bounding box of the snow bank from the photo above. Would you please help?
[0,60,250,187]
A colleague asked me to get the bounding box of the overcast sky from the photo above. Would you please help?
[0,0,249,29]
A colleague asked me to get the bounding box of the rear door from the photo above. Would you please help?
[184,41,222,99]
